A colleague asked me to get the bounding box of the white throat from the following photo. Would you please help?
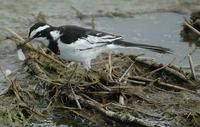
[50,30,61,41]
[34,37,50,47]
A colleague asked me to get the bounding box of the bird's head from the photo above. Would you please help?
[24,22,51,44]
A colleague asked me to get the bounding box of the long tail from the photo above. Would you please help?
[113,40,172,54]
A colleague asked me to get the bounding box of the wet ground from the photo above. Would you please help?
[1,0,200,126]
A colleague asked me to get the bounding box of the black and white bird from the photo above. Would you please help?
[25,22,171,70]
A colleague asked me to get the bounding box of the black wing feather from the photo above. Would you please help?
[59,25,121,44]
[58,25,172,54]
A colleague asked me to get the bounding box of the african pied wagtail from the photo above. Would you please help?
[25,22,171,70]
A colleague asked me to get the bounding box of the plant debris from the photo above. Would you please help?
[180,11,200,45]
[1,28,200,127]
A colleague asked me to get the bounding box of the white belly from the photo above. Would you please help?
[57,39,116,69]
[58,42,107,62]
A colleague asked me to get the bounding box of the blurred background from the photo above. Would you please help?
[0,0,200,126]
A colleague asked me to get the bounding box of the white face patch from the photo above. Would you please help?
[29,25,50,38]
[50,30,61,41]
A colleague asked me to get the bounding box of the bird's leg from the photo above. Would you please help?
[67,63,78,84]
[82,60,91,81]
[83,69,89,80]
[65,63,82,109]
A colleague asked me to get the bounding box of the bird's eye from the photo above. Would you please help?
[37,33,42,36]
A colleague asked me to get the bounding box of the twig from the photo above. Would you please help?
[70,110,96,124]
[188,55,196,80]
[109,85,140,89]
[54,106,80,110]
[129,76,195,92]
[5,28,68,68]
[87,91,114,95]
[34,75,62,86]
[184,19,200,36]
[106,102,135,110]
[97,82,112,91]
[78,80,100,87]
[11,80,23,102]
[141,57,176,77]
[132,56,194,85]
[68,93,165,127]
[42,100,53,112]
[71,6,86,19]
[0,66,12,85]
[6,109,15,126]
[142,58,176,77]
[126,79,146,85]
[69,83,82,109]
[117,55,135,105]
[119,62,135,82]
[0,66,23,102]
[108,52,113,81]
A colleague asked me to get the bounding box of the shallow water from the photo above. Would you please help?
[93,12,200,66]
[0,0,200,126]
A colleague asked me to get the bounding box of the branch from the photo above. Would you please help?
[5,28,69,68]
[184,19,200,36]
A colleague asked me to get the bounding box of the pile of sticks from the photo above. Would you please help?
[3,28,200,127]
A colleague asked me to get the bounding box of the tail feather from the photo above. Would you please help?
[113,40,172,54]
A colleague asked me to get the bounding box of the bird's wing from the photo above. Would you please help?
[59,26,171,53]
[66,34,122,51]
[59,25,122,50]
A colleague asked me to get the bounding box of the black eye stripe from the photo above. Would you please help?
[37,33,42,36]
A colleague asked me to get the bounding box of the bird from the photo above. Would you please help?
[24,22,171,70]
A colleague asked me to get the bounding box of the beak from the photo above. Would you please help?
[22,37,33,46]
